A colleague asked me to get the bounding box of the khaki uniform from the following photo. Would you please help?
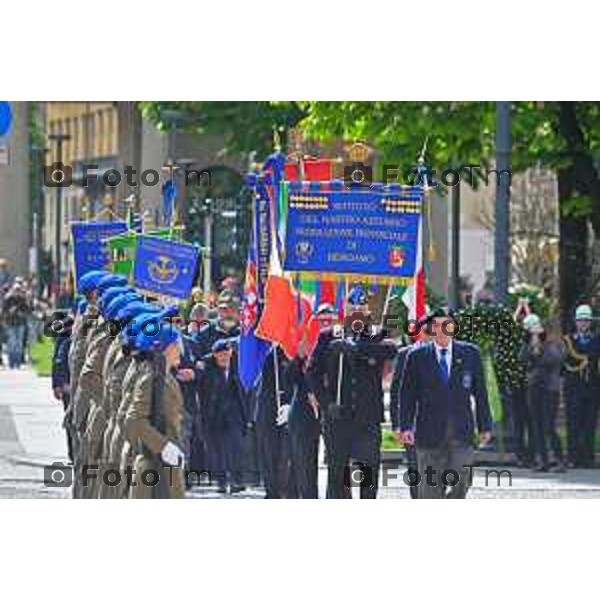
[66,305,97,460]
[74,326,114,499]
[105,359,142,499]
[125,364,185,499]
[95,337,127,498]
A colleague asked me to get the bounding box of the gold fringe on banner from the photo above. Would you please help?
[290,270,414,287]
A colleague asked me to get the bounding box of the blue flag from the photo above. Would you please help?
[133,235,199,299]
[238,190,272,390]
[71,221,129,288]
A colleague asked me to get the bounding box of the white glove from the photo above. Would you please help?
[276,404,290,427]
[161,441,185,467]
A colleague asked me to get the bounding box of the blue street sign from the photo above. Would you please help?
[0,102,12,137]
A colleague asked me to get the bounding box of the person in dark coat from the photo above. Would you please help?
[562,304,600,468]
[399,310,492,499]
[519,314,565,472]
[285,304,336,499]
[390,322,433,499]
[307,286,397,499]
[255,345,294,499]
[176,334,204,483]
[51,314,75,462]
[199,338,249,494]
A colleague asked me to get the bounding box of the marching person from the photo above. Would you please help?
[285,304,335,499]
[563,304,600,468]
[256,345,293,499]
[307,285,397,499]
[199,338,248,494]
[97,301,162,498]
[519,314,566,472]
[391,320,433,499]
[51,313,75,463]
[124,316,186,499]
[399,309,492,499]
[178,303,211,478]
[72,276,129,498]
[68,271,107,399]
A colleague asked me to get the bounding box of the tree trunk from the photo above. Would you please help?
[558,167,588,330]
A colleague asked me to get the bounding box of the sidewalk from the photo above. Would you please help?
[0,365,70,498]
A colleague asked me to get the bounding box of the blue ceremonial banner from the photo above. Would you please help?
[71,221,129,288]
[133,235,200,299]
[283,183,424,279]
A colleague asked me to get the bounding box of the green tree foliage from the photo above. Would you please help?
[139,101,304,159]
[140,101,600,320]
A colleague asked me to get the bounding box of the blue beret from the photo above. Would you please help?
[96,274,128,295]
[78,270,109,295]
[128,312,181,352]
[347,285,368,306]
[116,301,161,323]
[104,292,143,321]
[76,298,88,315]
[98,286,133,313]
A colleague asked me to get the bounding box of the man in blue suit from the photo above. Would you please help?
[398,310,492,499]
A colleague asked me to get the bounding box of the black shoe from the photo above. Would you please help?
[230,485,246,494]
[217,485,227,494]
[533,463,549,472]
[551,463,567,473]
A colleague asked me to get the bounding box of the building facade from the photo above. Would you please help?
[0,101,30,276]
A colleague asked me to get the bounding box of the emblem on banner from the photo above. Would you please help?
[389,246,405,268]
[295,240,314,264]
[148,255,180,284]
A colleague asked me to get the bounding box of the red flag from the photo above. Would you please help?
[255,273,299,358]
[402,215,426,339]
[303,157,333,181]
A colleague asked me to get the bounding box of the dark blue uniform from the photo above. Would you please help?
[199,355,248,490]
[285,356,320,499]
[307,328,397,499]
[52,336,74,462]
[563,332,600,467]
[255,347,294,499]
[178,335,206,476]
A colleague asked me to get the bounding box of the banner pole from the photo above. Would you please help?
[273,343,281,413]
[335,277,348,406]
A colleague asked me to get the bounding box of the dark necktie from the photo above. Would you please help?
[439,348,449,383]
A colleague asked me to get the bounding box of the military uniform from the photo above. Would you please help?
[74,324,115,498]
[125,358,185,499]
[285,355,320,499]
[106,358,142,499]
[255,346,294,499]
[94,337,128,498]
[308,327,396,499]
[52,331,74,463]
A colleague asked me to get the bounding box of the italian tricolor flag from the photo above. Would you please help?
[402,215,426,338]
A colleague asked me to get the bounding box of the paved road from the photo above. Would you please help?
[3,365,600,499]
